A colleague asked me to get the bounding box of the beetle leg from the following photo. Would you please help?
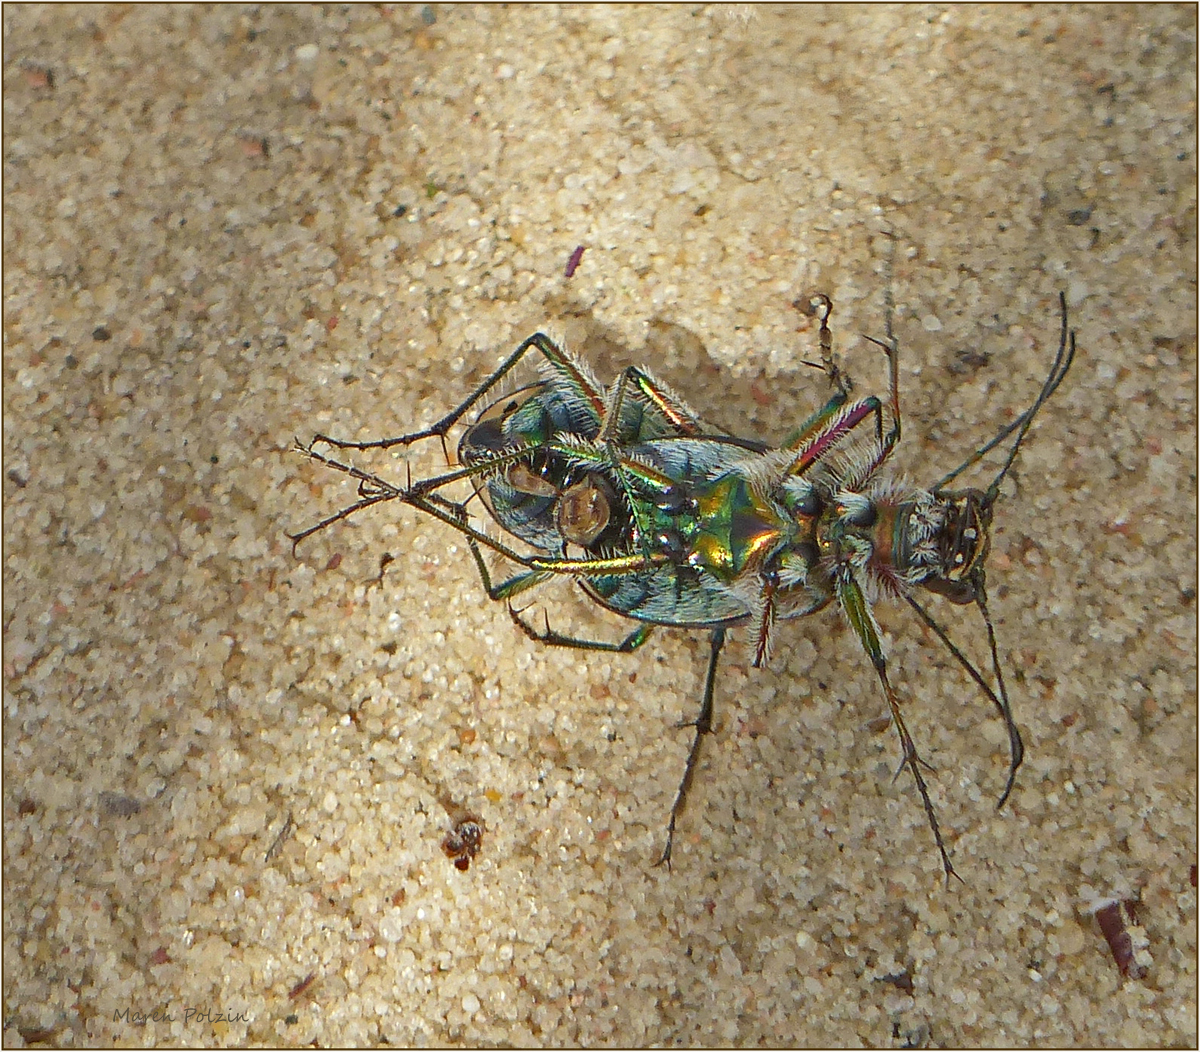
[836,570,960,883]
[508,605,654,653]
[617,366,708,438]
[310,332,605,454]
[784,292,901,485]
[655,626,726,870]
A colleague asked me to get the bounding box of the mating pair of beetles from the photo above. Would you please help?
[292,291,1075,879]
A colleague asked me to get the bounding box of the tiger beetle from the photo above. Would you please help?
[291,292,1075,880]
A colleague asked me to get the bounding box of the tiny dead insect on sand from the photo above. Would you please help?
[442,815,486,872]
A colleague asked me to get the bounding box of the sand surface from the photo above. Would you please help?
[4,4,1195,1046]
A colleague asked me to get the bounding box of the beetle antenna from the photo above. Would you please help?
[934,293,1075,496]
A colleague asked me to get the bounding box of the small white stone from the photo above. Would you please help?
[462,993,481,1014]
[323,790,338,813]
[378,912,405,943]
[295,43,319,61]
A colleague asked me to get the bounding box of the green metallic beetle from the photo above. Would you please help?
[293,292,1075,878]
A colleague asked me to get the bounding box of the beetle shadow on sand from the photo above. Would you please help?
[536,296,818,447]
